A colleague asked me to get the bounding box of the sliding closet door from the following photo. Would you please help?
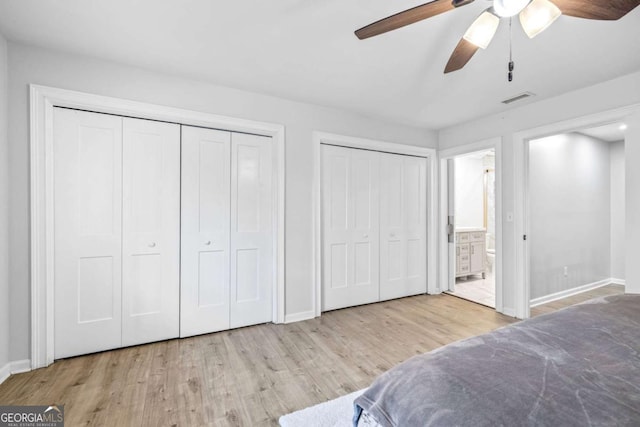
[379,153,428,301]
[321,145,380,311]
[54,108,123,359]
[180,126,231,337]
[122,118,180,346]
[230,133,273,328]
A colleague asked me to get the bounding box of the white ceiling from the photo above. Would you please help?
[0,0,638,129]
[578,122,627,142]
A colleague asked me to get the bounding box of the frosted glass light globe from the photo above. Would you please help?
[493,0,531,17]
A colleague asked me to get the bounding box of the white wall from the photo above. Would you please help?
[528,133,611,299]
[454,156,484,229]
[625,109,640,295]
[610,140,625,280]
[439,70,640,313]
[6,42,436,362]
[0,32,9,373]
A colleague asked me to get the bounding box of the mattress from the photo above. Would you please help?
[354,294,640,427]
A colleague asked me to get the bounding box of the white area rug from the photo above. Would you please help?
[279,389,365,427]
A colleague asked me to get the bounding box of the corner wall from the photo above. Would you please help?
[7,42,436,362]
[625,109,640,294]
[610,140,625,280]
[0,32,9,377]
[528,133,611,300]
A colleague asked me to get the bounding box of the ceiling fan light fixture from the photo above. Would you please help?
[463,10,500,49]
[519,0,561,38]
[493,0,531,17]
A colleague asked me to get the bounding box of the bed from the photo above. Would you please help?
[353,294,640,426]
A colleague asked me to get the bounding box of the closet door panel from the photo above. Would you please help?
[380,153,427,301]
[380,155,404,294]
[403,156,428,294]
[122,118,180,346]
[230,133,273,328]
[324,147,350,300]
[53,108,123,359]
[322,145,379,311]
[350,151,380,299]
[180,126,231,337]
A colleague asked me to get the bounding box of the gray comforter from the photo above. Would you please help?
[354,294,640,426]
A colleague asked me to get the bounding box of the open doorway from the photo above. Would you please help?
[527,122,626,310]
[445,149,496,308]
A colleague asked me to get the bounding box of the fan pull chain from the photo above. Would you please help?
[508,17,514,82]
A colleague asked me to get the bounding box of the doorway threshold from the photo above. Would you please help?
[446,275,496,309]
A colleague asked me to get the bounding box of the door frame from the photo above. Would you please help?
[512,103,640,319]
[30,84,286,369]
[438,137,503,313]
[312,131,437,318]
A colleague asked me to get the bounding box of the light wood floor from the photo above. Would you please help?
[0,285,623,426]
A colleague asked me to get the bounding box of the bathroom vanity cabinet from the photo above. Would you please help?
[455,229,486,279]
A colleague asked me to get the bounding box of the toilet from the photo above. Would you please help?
[486,248,495,273]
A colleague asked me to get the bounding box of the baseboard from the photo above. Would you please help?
[530,278,614,308]
[610,278,626,286]
[0,359,31,385]
[284,310,316,324]
[11,359,31,374]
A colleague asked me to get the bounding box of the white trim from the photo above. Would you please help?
[437,158,450,293]
[284,310,316,324]
[30,84,286,369]
[0,359,32,385]
[438,139,499,159]
[502,307,516,317]
[318,132,436,158]
[513,134,528,319]
[0,362,8,385]
[312,131,437,317]
[610,278,626,286]
[438,137,504,314]
[426,148,438,296]
[513,103,640,319]
[529,279,614,307]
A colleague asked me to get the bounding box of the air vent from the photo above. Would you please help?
[502,92,535,105]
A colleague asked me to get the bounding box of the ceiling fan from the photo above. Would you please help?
[355,0,640,74]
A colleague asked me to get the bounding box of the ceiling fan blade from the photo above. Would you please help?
[355,0,474,40]
[551,0,640,20]
[444,38,480,73]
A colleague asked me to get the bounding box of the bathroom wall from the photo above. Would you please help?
[610,140,625,280]
[454,151,495,251]
[528,133,611,300]
[454,155,484,229]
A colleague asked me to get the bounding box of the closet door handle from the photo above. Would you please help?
[363,234,368,239]
[205,241,212,246]
[148,242,156,248]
